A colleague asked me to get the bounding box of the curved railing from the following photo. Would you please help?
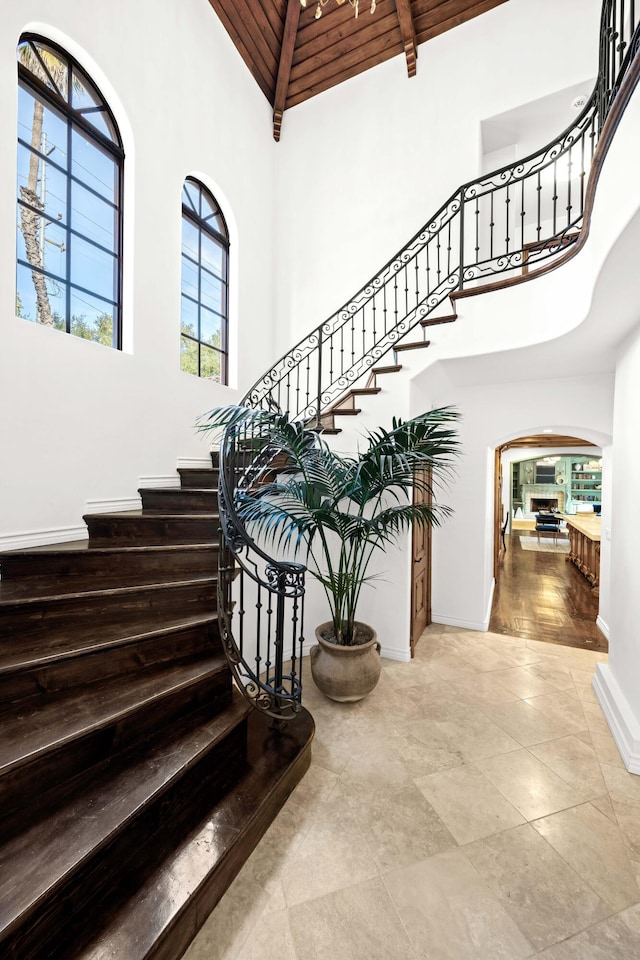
[213,0,640,723]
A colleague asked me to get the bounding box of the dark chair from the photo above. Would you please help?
[535,513,562,544]
[501,511,508,552]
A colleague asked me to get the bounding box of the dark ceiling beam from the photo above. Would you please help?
[273,0,301,141]
[394,0,418,77]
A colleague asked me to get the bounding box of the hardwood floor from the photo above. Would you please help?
[490,532,606,652]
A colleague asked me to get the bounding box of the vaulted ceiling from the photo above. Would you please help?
[207,0,509,139]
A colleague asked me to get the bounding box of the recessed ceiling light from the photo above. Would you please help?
[542,428,553,433]
[571,94,588,110]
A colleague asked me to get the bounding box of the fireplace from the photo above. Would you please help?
[531,497,559,512]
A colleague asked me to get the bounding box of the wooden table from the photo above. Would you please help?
[562,515,601,595]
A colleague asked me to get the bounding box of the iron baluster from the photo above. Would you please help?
[315,325,323,430]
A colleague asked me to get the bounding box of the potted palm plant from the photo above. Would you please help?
[200,405,460,702]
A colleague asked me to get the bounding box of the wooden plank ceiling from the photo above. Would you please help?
[207,0,509,140]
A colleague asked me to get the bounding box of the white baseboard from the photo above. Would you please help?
[0,525,88,552]
[380,645,411,663]
[593,663,640,774]
[84,496,141,514]
[138,475,180,489]
[596,615,610,641]
[431,579,495,633]
[177,457,213,469]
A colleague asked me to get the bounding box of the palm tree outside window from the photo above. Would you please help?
[16,35,124,347]
[180,178,229,382]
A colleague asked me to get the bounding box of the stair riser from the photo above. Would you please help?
[0,546,218,581]
[178,468,219,489]
[0,621,222,705]
[140,490,218,513]
[86,517,219,544]
[0,581,217,641]
[0,668,232,822]
[1,716,248,960]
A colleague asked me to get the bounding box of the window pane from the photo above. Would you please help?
[33,43,69,98]
[181,254,198,301]
[16,211,67,279]
[201,345,222,382]
[70,289,115,346]
[16,261,66,327]
[70,234,117,300]
[201,268,223,313]
[18,42,68,99]
[181,217,199,262]
[71,67,100,112]
[181,295,198,337]
[18,143,68,224]
[180,334,199,375]
[182,182,198,214]
[18,86,68,168]
[71,127,117,202]
[201,232,224,278]
[200,191,218,221]
[201,307,221,348]
[71,180,115,250]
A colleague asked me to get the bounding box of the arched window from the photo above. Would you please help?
[180,178,229,382]
[16,35,124,347]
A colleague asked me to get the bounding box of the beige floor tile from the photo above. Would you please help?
[573,681,600,703]
[524,690,587,735]
[534,902,640,958]
[583,728,625,767]
[182,872,270,960]
[532,802,640,912]
[436,712,522,761]
[288,877,419,960]
[386,727,466,778]
[526,660,576,691]
[357,782,457,872]
[590,793,617,823]
[382,658,445,690]
[464,823,610,951]
[529,734,606,799]
[476,749,586,820]
[602,762,640,803]
[492,666,561,699]
[611,796,640,860]
[429,653,483,681]
[384,849,533,960]
[234,909,297,960]
[241,797,315,893]
[450,673,520,707]
[415,763,525,844]
[582,700,613,737]
[484,699,571,747]
[280,815,379,908]
[459,647,518,673]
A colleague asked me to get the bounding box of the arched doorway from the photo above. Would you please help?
[491,431,608,650]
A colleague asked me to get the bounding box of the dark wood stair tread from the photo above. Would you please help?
[73,708,314,960]
[394,339,431,352]
[330,407,361,416]
[85,511,219,521]
[0,612,218,677]
[420,313,457,327]
[0,657,228,778]
[0,540,216,557]
[0,695,251,943]
[372,364,402,374]
[350,387,381,395]
[0,573,217,607]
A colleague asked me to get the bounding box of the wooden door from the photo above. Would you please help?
[411,469,432,656]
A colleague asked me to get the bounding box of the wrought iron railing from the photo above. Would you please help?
[213,0,640,723]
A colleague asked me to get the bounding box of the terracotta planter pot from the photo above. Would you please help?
[309,621,381,702]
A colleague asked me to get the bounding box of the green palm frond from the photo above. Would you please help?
[199,402,461,645]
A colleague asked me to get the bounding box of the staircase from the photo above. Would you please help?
[0,456,313,960]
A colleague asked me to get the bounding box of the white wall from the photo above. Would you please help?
[595,321,640,772]
[410,365,614,630]
[0,0,277,543]
[273,0,601,357]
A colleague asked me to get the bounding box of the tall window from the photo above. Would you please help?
[16,35,124,347]
[180,178,229,381]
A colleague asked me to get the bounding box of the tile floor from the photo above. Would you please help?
[183,625,640,960]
